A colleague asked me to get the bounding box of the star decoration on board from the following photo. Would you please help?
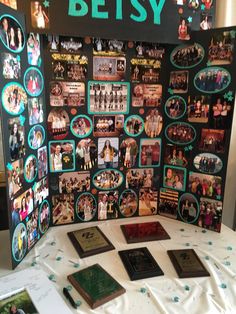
[216,195,222,201]
[38,57,42,67]
[168,88,174,95]
[19,115,26,126]
[188,145,193,151]
[207,61,212,67]
[224,91,234,101]
[230,30,236,38]
[43,0,50,8]
[188,16,193,23]
[228,95,234,101]
[201,4,205,11]
[7,163,13,171]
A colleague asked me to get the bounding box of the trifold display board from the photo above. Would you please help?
[0,1,235,269]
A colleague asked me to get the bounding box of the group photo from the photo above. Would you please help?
[194,67,230,92]
[58,172,90,194]
[119,190,138,217]
[93,170,123,190]
[164,166,186,192]
[132,84,162,107]
[171,43,204,68]
[126,168,154,190]
[208,31,234,65]
[189,172,222,197]
[8,117,25,161]
[2,52,21,79]
[8,159,23,199]
[159,188,179,219]
[198,197,222,232]
[187,95,210,123]
[2,83,27,115]
[169,70,189,93]
[119,138,139,168]
[47,108,70,140]
[145,109,163,138]
[199,128,225,153]
[164,144,189,167]
[0,15,24,52]
[193,153,223,174]
[166,122,196,145]
[178,193,199,224]
[93,115,124,137]
[140,139,161,167]
[76,139,97,170]
[49,141,75,172]
[52,194,74,225]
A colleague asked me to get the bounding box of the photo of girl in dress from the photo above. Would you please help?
[2,83,27,115]
[76,193,97,222]
[145,109,163,137]
[211,97,232,129]
[120,138,138,168]
[12,223,27,262]
[164,144,189,167]
[199,129,225,153]
[24,155,37,183]
[164,166,186,192]
[2,53,21,79]
[187,95,210,123]
[27,33,41,66]
[0,15,24,52]
[119,189,138,217]
[193,153,223,174]
[139,139,161,167]
[28,125,45,150]
[34,177,49,208]
[37,146,48,179]
[24,68,43,97]
[93,170,123,190]
[165,122,196,145]
[76,139,97,170]
[28,97,44,125]
[165,96,186,119]
[49,141,75,172]
[198,197,222,232]
[98,191,119,220]
[59,172,90,194]
[139,188,158,216]
[98,138,118,169]
[8,159,23,200]
[52,194,74,225]
[26,209,39,250]
[194,68,230,93]
[47,109,70,140]
[169,71,189,93]
[132,84,162,107]
[125,115,144,137]
[8,117,25,161]
[159,188,179,219]
[126,168,154,190]
[178,193,199,224]
[93,115,124,137]
[39,200,50,233]
[200,14,212,30]
[31,1,50,30]
[178,18,190,41]
[70,115,92,138]
[189,172,222,197]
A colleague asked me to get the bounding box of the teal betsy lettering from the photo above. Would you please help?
[68,0,166,25]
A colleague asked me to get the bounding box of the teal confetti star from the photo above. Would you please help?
[48,274,56,282]
[173,296,179,303]
[140,288,147,293]
[188,145,193,151]
[224,93,228,99]
[31,261,37,267]
[216,195,222,201]
[224,261,231,266]
[227,91,233,96]
[168,88,174,95]
[201,4,205,10]
[202,229,207,233]
[19,115,26,126]
[56,257,62,261]
[185,285,190,291]
[43,0,50,8]
[51,241,56,246]
[180,228,185,232]
[188,16,193,23]
[207,61,212,67]
[205,256,210,260]
[75,300,82,307]
[208,241,213,245]
[220,283,227,289]
[227,246,233,251]
[230,30,236,38]
[66,285,72,291]
[7,163,13,171]
[228,95,234,102]
[185,243,190,247]
[184,147,189,152]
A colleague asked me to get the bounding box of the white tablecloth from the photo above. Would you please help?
[0,215,236,314]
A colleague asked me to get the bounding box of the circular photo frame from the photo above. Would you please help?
[70,115,93,138]
[0,14,25,53]
[178,193,200,224]
[76,193,97,222]
[12,222,27,262]
[165,122,196,145]
[171,43,204,69]
[193,153,223,174]
[39,199,50,234]
[93,169,124,190]
[124,115,144,137]
[165,96,187,120]
[24,67,44,97]
[28,124,45,150]
[24,154,37,183]
[119,189,138,217]
[2,82,27,116]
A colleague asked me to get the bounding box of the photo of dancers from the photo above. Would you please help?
[98,191,119,220]
[24,68,43,97]
[52,194,74,225]
[93,38,126,55]
[37,146,48,179]
[24,155,37,183]
[194,67,230,92]
[67,61,87,81]
[199,129,225,153]
[93,115,124,137]
[201,0,214,10]
[188,0,200,10]
[0,15,24,52]
[131,58,160,83]
[164,144,189,167]
[135,42,165,59]
[8,159,23,200]
[139,188,158,216]
[12,223,27,261]
[47,108,70,140]
[49,141,75,172]
[88,81,129,114]
[165,96,186,119]
[208,31,234,65]
[198,197,222,232]
[120,138,138,168]
[178,17,190,41]
[58,172,90,194]
[93,170,123,190]
[211,97,232,129]
[70,115,92,138]
[164,166,186,191]
[126,168,154,189]
[28,125,45,150]
[125,115,144,137]
[26,209,38,249]
[93,56,126,81]
[97,138,118,169]
[0,0,17,9]
[60,36,83,53]
[76,139,97,170]
[28,97,44,125]
[119,189,138,217]
[159,188,179,219]
[145,109,163,137]
[178,193,199,224]
[132,84,162,107]
[27,33,41,66]
[34,177,49,208]
[165,122,196,145]
[169,71,188,93]
[171,43,204,69]
[2,83,27,115]
[193,153,223,174]
[189,172,222,197]
[31,1,50,29]
[39,200,50,233]
[139,139,161,167]
[187,95,210,123]
[2,52,21,79]
[76,193,97,222]
[8,117,25,161]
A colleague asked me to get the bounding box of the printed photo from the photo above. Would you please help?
[31,1,50,29]
[189,172,222,197]
[2,83,27,115]
[200,14,212,30]
[193,153,223,174]
[178,17,191,41]
[131,58,161,83]
[60,36,83,53]
[171,43,204,68]
[93,38,126,55]
[12,224,27,261]
[34,177,49,208]
[174,0,187,5]
[178,193,199,223]
[71,115,92,138]
[59,172,90,194]
[126,168,154,190]
[140,139,161,167]
[47,108,70,140]
[0,0,17,9]
[98,191,119,220]
[208,31,234,65]
[132,84,162,107]
[93,170,123,190]
[26,209,38,250]
[211,97,232,129]
[165,122,196,145]
[194,68,230,93]
[145,109,163,137]
[24,67,43,97]
[198,197,222,232]
[135,42,165,59]
[88,81,129,114]
[11,188,34,227]
[188,0,200,10]
[28,97,44,125]
[49,141,75,172]
[50,81,85,107]
[37,146,48,179]
[159,188,179,219]
[8,159,23,200]
[52,194,74,225]
[24,155,37,182]
[187,95,210,123]
[139,188,158,216]
[98,138,119,169]
[76,193,97,222]
[169,71,188,93]
[119,189,138,217]
[199,129,225,153]
[120,138,139,168]
[2,53,21,79]
[93,56,126,81]
[47,34,59,51]
[0,15,24,52]
[164,144,189,167]
[93,115,124,137]
[39,200,50,233]
[125,115,144,137]
[76,139,97,170]
[28,125,45,150]
[27,33,41,66]
[164,166,186,191]
[8,117,25,161]
[165,96,186,119]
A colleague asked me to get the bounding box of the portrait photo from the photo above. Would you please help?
[59,172,90,194]
[120,138,139,168]
[24,155,37,183]
[97,138,119,169]
[26,209,38,250]
[178,17,191,41]
[31,1,50,30]
[28,125,45,150]
[8,117,25,161]
[24,67,44,97]
[98,191,119,220]
[39,200,50,233]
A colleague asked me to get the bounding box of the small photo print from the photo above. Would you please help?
[135,42,165,59]
[188,0,200,10]
[71,115,92,138]
[208,31,234,65]
[132,84,162,107]
[178,17,191,41]
[98,191,119,220]
[49,141,75,172]
[28,97,44,125]
[50,81,85,107]
[93,115,124,137]
[198,197,222,232]
[120,138,139,168]
[24,67,43,97]
[26,209,39,250]
[139,188,158,216]
[169,70,188,93]
[126,168,154,189]
[119,189,138,217]
[193,153,223,174]
[59,171,90,194]
[76,139,97,170]
[199,129,225,153]
[131,58,161,83]
[140,139,161,167]
[97,138,119,169]
[125,115,144,137]
[201,0,214,10]
[1,53,21,79]
[0,0,17,9]
[8,117,25,162]
[37,146,48,179]
[200,14,212,30]
[31,0,50,29]
[88,81,129,114]
[145,109,163,137]
[2,83,27,115]
[165,122,196,145]
[28,124,45,150]
[164,144,189,167]
[60,36,83,53]
[93,56,126,81]
[24,155,37,183]
[47,34,59,51]
[76,193,97,222]
[178,193,199,224]
[34,177,49,207]
[189,172,222,197]
[165,96,186,119]
[93,38,126,56]
[211,97,232,129]
[171,43,204,69]
[93,170,123,190]
[163,166,186,192]
[187,95,210,123]
[0,289,39,314]
[52,194,74,225]
[159,188,179,219]
[47,108,70,140]
[8,159,24,200]
[11,188,34,227]
[27,33,41,66]
[12,223,27,262]
[39,200,50,233]
[194,68,230,93]
[174,0,186,5]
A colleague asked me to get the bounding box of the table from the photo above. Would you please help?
[0,215,236,313]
